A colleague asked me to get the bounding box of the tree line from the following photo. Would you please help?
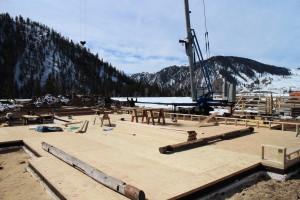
[0,13,180,98]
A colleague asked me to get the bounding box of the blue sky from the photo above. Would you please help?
[1,0,299,73]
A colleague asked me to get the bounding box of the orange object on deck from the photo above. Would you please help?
[289,91,300,100]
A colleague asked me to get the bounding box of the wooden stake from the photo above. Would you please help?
[42,142,145,200]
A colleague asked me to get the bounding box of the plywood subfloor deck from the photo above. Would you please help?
[1,113,300,199]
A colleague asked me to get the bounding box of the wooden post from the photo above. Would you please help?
[42,142,145,200]
[261,145,265,160]
[279,96,281,109]
[149,110,155,125]
[278,148,286,166]
[161,109,165,124]
[131,109,138,123]
[242,99,245,114]
[265,97,268,114]
[271,94,274,115]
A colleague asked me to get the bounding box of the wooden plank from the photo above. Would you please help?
[195,112,218,127]
[285,156,300,169]
[287,146,300,155]
[80,120,87,132]
[77,120,89,133]
[41,142,145,200]
[261,160,285,169]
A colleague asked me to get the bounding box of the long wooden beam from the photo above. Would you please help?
[159,127,254,154]
[222,127,254,139]
[159,138,208,154]
[42,142,145,200]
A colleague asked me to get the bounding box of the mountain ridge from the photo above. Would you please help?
[1,13,298,99]
[131,56,298,94]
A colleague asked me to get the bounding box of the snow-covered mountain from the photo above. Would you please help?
[131,56,299,94]
[1,13,298,98]
[251,68,300,94]
[0,13,171,98]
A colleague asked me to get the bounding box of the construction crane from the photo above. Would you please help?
[179,0,233,114]
[135,0,234,115]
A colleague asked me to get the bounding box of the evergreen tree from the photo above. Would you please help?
[0,13,204,98]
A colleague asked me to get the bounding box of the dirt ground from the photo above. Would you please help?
[0,149,51,200]
[1,149,300,200]
[211,172,300,200]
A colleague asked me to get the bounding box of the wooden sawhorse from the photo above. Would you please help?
[94,111,111,127]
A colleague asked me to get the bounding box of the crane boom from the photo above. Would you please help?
[180,0,213,102]
[183,0,196,101]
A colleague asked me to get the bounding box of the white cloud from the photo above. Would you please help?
[1,0,299,73]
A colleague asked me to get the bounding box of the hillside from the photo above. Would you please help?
[131,56,298,95]
[0,13,172,98]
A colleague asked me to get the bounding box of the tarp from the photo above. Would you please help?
[35,126,63,132]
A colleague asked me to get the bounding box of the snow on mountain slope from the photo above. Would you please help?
[256,68,300,93]
[132,56,298,95]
